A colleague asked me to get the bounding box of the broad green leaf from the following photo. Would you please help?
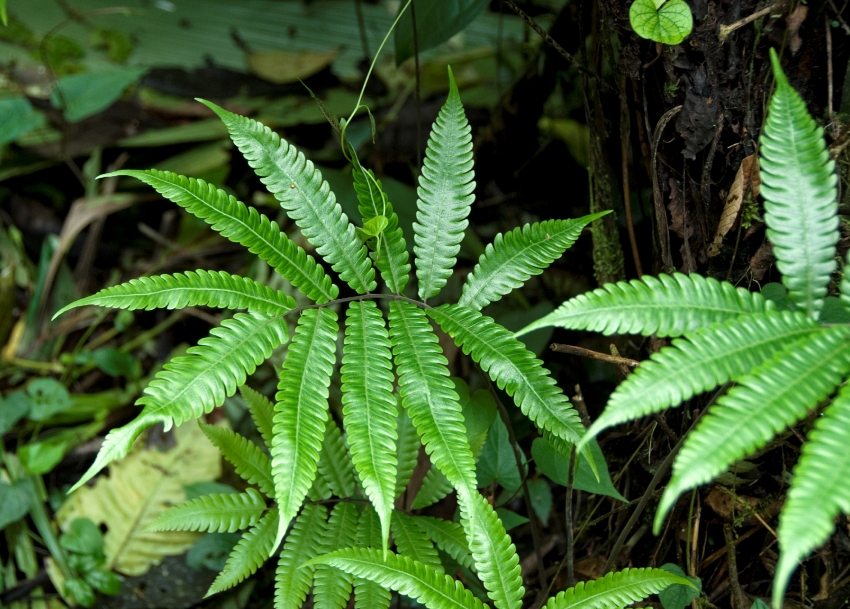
[394,0,490,63]
[59,518,103,556]
[526,479,553,527]
[0,97,45,146]
[629,0,693,45]
[26,377,71,421]
[51,68,147,122]
[0,479,34,530]
[532,437,626,502]
[0,391,28,434]
[658,564,701,609]
[476,417,523,492]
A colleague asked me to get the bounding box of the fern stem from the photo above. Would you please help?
[288,293,430,318]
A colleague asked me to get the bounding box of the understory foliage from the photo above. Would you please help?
[56,69,695,608]
[520,49,844,607]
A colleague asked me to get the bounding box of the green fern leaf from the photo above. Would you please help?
[544,567,696,609]
[394,402,421,499]
[54,270,294,320]
[275,504,327,609]
[101,169,337,303]
[317,419,356,498]
[392,511,443,573]
[200,100,376,294]
[207,508,279,596]
[240,385,275,451]
[308,468,333,502]
[308,549,485,609]
[314,502,359,609]
[517,273,774,338]
[271,309,338,549]
[582,312,821,448]
[411,467,455,510]
[146,488,266,533]
[774,383,850,607]
[760,49,839,318]
[353,165,410,294]
[199,424,275,498]
[355,507,392,609]
[341,301,398,551]
[70,313,288,492]
[430,304,583,446]
[459,215,606,310]
[413,67,475,300]
[387,301,478,509]
[656,325,850,531]
[461,491,524,609]
[413,516,475,571]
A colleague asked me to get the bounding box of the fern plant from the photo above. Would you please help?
[56,68,694,608]
[519,49,844,607]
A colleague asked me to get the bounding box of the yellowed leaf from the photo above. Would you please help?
[57,421,221,576]
[707,154,761,257]
[247,49,338,84]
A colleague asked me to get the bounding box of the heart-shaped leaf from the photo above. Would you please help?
[0,479,35,530]
[629,0,693,45]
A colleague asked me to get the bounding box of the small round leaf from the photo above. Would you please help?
[630,0,693,45]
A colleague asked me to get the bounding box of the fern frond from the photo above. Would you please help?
[394,402,421,499]
[413,67,475,300]
[147,488,266,533]
[387,301,478,509]
[460,491,524,609]
[459,214,606,310]
[317,419,356,498]
[100,169,337,303]
[582,312,820,448]
[544,568,696,609]
[516,273,773,338]
[207,508,279,596]
[411,467,455,510]
[308,549,485,609]
[774,383,850,607]
[353,164,410,294]
[70,313,288,492]
[271,309,338,549]
[341,301,398,551]
[200,100,376,294]
[314,502,359,609]
[656,325,850,531]
[430,304,583,446]
[240,385,275,450]
[356,507,392,609]
[760,49,839,318]
[392,511,443,573]
[199,424,275,498]
[413,516,475,571]
[54,270,294,320]
[275,504,327,609]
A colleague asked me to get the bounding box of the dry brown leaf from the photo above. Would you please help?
[247,49,339,84]
[707,154,761,257]
[787,5,808,55]
[706,486,760,522]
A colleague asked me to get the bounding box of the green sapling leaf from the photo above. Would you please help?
[629,0,693,45]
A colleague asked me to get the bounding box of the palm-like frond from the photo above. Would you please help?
[656,325,850,531]
[308,549,485,609]
[355,507,392,609]
[314,502,359,609]
[275,504,327,609]
[207,508,279,596]
[413,67,475,300]
[146,488,266,533]
[70,313,288,492]
[516,273,773,338]
[581,312,820,448]
[387,301,478,510]
[54,270,294,319]
[459,215,606,311]
[200,100,376,294]
[317,419,356,498]
[199,424,274,498]
[461,491,524,609]
[394,402,420,499]
[392,511,443,573]
[430,304,583,445]
[240,385,275,450]
[271,309,338,549]
[543,568,695,609]
[413,516,475,571]
[774,383,850,607]
[352,164,410,294]
[341,301,398,550]
[101,169,337,303]
[760,49,839,318]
